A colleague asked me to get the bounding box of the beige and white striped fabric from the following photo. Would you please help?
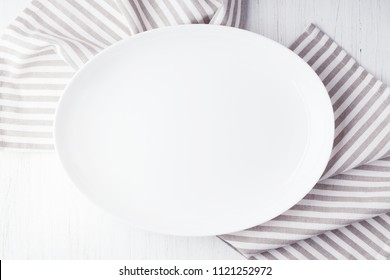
[0,0,244,150]
[2,2,390,260]
[219,24,390,260]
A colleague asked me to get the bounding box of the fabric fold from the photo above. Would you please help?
[0,0,244,150]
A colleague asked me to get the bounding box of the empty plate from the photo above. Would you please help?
[54,25,334,236]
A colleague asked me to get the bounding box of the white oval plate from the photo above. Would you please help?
[55,25,334,236]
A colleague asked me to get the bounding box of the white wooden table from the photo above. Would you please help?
[1,0,389,259]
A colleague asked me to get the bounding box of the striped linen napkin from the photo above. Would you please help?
[0,0,244,150]
[1,1,390,260]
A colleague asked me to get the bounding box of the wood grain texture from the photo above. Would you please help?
[1,0,390,259]
[245,0,390,85]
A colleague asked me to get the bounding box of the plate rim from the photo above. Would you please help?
[54,24,334,236]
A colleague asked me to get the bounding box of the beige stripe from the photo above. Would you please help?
[237,0,245,28]
[373,215,390,231]
[328,63,360,97]
[127,0,148,32]
[23,9,89,64]
[335,75,377,127]
[229,0,240,27]
[290,243,316,259]
[0,81,65,90]
[276,247,298,260]
[330,112,390,176]
[13,17,80,69]
[136,0,158,29]
[8,23,81,69]
[224,0,236,26]
[0,105,55,114]
[314,46,343,76]
[355,164,390,172]
[222,234,296,246]
[220,0,232,25]
[329,89,388,167]
[334,78,382,133]
[321,55,352,87]
[304,239,337,259]
[274,215,357,225]
[114,0,140,33]
[204,0,219,11]
[315,184,390,194]
[298,30,325,58]
[332,71,369,112]
[0,92,59,102]
[0,141,54,150]
[162,0,185,24]
[103,0,120,12]
[147,1,171,26]
[0,57,67,68]
[331,174,390,182]
[303,194,390,203]
[85,0,130,35]
[333,229,373,259]
[289,24,316,51]
[191,0,212,22]
[0,117,53,126]
[360,220,390,245]
[291,204,386,214]
[48,0,111,47]
[359,131,390,166]
[306,37,333,66]
[0,70,73,79]
[0,46,55,58]
[32,1,101,51]
[346,225,388,258]
[176,0,199,23]
[318,234,354,259]
[260,251,278,260]
[1,33,44,50]
[0,129,52,138]
[248,225,320,236]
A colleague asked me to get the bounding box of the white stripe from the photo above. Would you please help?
[333,74,375,118]
[301,32,329,62]
[317,50,348,80]
[158,1,181,25]
[27,5,96,60]
[298,199,390,210]
[352,223,388,256]
[309,189,390,197]
[342,226,385,259]
[331,66,365,105]
[168,0,192,23]
[323,57,355,90]
[45,0,108,49]
[310,41,338,71]
[183,0,206,23]
[289,245,310,259]
[81,1,128,38]
[292,27,321,54]
[327,231,367,259]
[226,229,309,241]
[60,0,118,44]
[297,241,325,259]
[311,235,347,259]
[142,1,167,27]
